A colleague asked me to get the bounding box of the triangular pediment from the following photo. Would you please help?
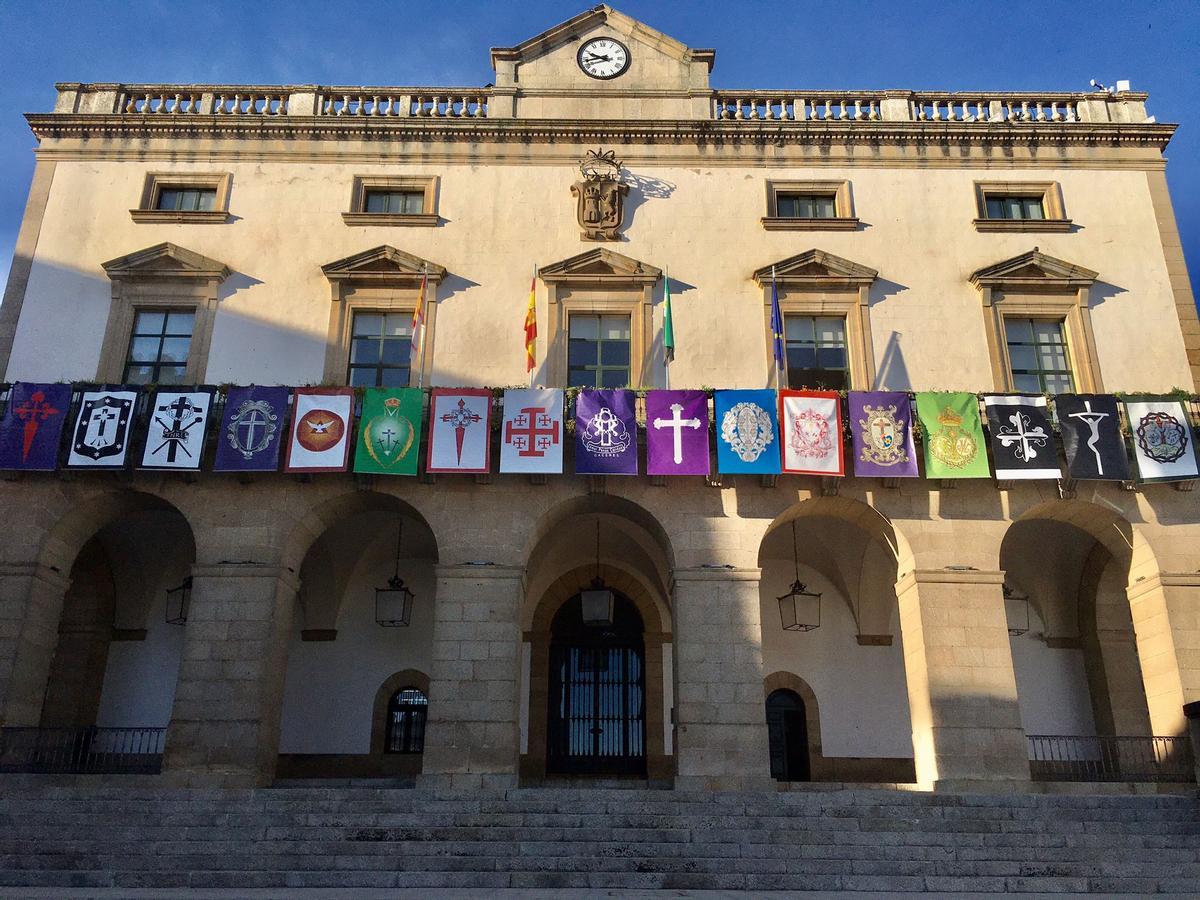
[970,249,1097,288]
[753,250,878,287]
[321,246,446,283]
[102,243,230,281]
[538,248,661,284]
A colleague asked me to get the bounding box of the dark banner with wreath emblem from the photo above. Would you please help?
[212,385,290,472]
[1123,398,1199,482]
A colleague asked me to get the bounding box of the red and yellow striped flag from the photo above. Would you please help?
[410,268,428,360]
[524,270,537,373]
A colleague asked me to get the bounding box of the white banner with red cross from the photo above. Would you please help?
[499,388,563,474]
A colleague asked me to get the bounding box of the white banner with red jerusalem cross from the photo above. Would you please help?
[284,388,353,473]
[427,388,493,474]
[779,389,845,476]
[499,388,562,474]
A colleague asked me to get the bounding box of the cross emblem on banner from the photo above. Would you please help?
[153,395,203,462]
[652,402,702,465]
[505,406,558,458]
[440,397,482,464]
[14,390,61,463]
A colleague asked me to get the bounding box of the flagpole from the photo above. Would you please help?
[771,265,784,390]
[529,265,536,389]
[663,268,671,391]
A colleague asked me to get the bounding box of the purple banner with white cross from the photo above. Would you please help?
[646,390,709,476]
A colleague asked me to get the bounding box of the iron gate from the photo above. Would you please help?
[547,643,646,776]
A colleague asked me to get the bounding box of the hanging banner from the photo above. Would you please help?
[140,389,214,470]
[575,388,638,475]
[646,390,709,476]
[714,389,780,475]
[427,388,492,474]
[983,395,1060,480]
[499,388,563,474]
[66,388,139,469]
[0,383,71,470]
[1124,398,1199,483]
[779,390,845,476]
[914,392,990,479]
[354,387,424,476]
[848,391,917,478]
[283,388,353,473]
[1053,394,1130,482]
[213,385,289,473]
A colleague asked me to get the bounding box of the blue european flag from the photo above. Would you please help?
[769,268,785,377]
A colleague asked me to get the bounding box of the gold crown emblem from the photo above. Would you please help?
[936,407,962,427]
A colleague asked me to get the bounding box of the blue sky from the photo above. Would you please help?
[0,0,1198,294]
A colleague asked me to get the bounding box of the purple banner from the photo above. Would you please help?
[848,391,918,478]
[0,383,71,470]
[212,386,290,472]
[646,390,709,476]
[574,389,638,475]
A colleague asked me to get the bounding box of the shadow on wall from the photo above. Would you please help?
[621,172,677,234]
[875,331,911,391]
[1088,280,1127,310]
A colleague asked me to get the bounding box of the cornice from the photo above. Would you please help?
[24,114,1178,152]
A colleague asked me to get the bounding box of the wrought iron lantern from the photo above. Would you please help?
[581,520,615,627]
[165,576,192,626]
[778,521,821,632]
[375,518,415,627]
[1004,583,1030,637]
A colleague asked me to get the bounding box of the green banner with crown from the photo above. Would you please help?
[915,391,990,479]
[353,387,423,476]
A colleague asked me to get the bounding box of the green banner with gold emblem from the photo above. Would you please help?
[353,387,423,475]
[915,391,990,479]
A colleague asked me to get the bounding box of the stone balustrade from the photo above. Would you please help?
[50,82,1152,125]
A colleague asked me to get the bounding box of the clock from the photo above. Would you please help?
[577,37,631,80]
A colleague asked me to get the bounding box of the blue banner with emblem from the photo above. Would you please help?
[212,386,290,472]
[714,389,781,474]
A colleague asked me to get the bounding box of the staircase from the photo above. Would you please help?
[1,784,1198,892]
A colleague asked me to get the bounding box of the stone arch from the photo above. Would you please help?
[522,494,675,575]
[763,671,822,762]
[369,668,431,756]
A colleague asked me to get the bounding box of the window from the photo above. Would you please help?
[568,314,631,388]
[1005,318,1074,393]
[973,182,1070,232]
[156,187,216,212]
[784,315,849,389]
[385,687,428,754]
[985,195,1044,221]
[348,312,413,387]
[122,310,195,385]
[131,172,231,223]
[344,176,438,226]
[364,190,424,215]
[763,180,856,231]
[777,194,836,219]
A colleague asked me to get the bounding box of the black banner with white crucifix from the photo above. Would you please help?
[140,389,215,470]
[983,395,1061,480]
[1053,394,1131,481]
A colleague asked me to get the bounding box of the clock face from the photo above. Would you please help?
[577,38,630,80]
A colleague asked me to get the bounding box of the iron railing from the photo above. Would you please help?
[1027,734,1194,783]
[0,726,165,774]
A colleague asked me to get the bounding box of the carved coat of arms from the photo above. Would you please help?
[571,149,629,241]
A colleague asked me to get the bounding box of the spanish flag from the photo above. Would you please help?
[410,266,428,361]
[524,269,537,373]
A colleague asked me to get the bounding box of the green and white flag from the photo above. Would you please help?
[353,387,423,476]
[663,273,675,365]
[915,391,990,479]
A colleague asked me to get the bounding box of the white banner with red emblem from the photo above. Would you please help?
[284,388,353,472]
[779,389,845,476]
[427,388,493,473]
[499,388,563,474]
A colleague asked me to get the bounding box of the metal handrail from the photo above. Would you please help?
[0,726,166,774]
[1027,734,1194,783]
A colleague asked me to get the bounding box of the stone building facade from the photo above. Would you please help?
[0,6,1198,792]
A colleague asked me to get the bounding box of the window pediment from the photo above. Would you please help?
[321,246,446,286]
[102,242,230,283]
[969,249,1097,290]
[538,248,661,286]
[752,249,877,289]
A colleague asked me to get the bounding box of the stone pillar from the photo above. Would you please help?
[895,569,1029,790]
[163,564,298,787]
[1126,574,1200,736]
[879,90,914,122]
[672,567,772,791]
[0,563,71,726]
[420,565,522,790]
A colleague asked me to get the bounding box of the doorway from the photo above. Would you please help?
[766,688,810,781]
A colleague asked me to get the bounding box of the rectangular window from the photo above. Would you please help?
[776,193,837,219]
[155,187,217,212]
[985,195,1045,221]
[363,190,425,215]
[1005,318,1074,393]
[784,315,849,389]
[123,309,195,385]
[567,314,631,389]
[348,313,413,387]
